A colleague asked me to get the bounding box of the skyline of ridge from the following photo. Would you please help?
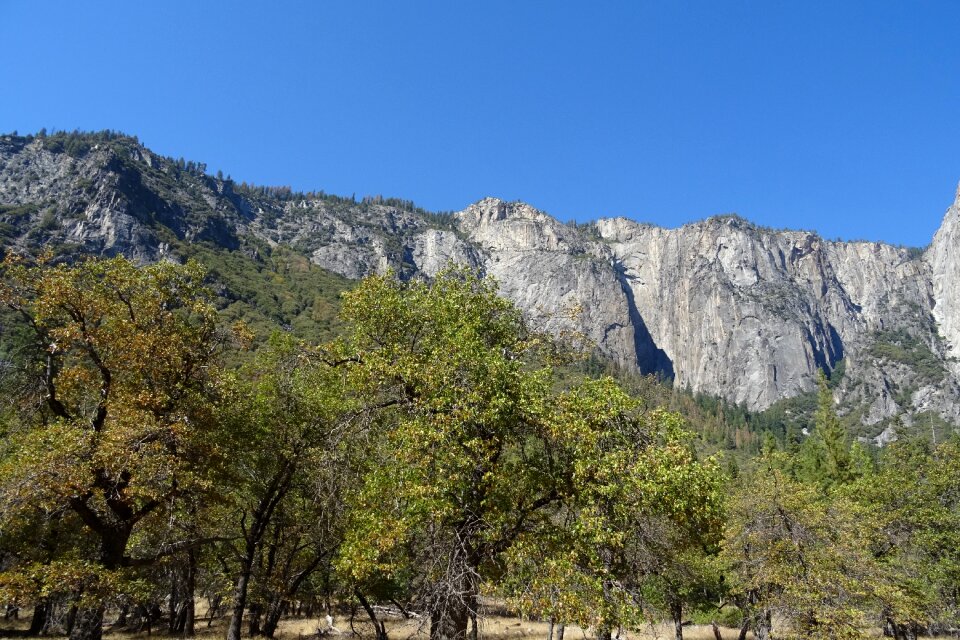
[4,127,958,250]
[2,2,959,247]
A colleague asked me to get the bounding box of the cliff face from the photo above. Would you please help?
[592,216,942,411]
[442,201,958,420]
[927,186,960,374]
[2,133,959,425]
[451,198,642,373]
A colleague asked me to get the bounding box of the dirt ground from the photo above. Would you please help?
[0,609,746,640]
[4,606,958,640]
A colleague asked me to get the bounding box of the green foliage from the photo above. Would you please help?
[816,378,852,484]
[173,240,350,347]
[852,437,960,633]
[2,245,959,640]
[505,386,726,632]
[868,329,946,385]
[0,255,226,632]
[215,332,358,638]
[0,203,40,222]
[723,454,881,640]
[334,267,569,638]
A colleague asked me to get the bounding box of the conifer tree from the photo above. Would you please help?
[815,371,853,487]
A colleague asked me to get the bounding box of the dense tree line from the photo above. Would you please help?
[0,255,958,640]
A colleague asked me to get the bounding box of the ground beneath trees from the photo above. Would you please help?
[0,610,747,640]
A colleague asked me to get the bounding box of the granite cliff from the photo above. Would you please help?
[2,131,958,434]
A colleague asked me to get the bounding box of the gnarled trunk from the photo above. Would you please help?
[67,526,131,640]
[430,598,470,640]
[671,601,684,640]
[753,609,772,640]
[428,534,479,640]
[68,604,105,640]
[226,569,252,640]
[736,619,748,640]
[355,590,388,640]
[28,600,48,635]
[710,621,722,640]
[261,599,287,638]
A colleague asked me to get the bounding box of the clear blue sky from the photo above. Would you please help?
[3,1,959,247]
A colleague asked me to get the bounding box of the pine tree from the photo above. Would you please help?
[815,371,853,487]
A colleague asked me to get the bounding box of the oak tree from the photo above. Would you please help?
[0,255,224,640]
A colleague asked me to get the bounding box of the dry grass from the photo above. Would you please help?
[3,610,953,640]
[0,609,746,640]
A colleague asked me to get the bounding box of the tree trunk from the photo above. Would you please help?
[736,619,748,640]
[226,568,252,640]
[207,595,222,628]
[710,621,722,640]
[548,618,555,640]
[468,592,478,640]
[899,624,918,640]
[355,590,388,640]
[261,600,287,639]
[28,600,48,635]
[65,602,78,637]
[227,463,296,640]
[63,528,130,640]
[753,609,772,640]
[114,604,129,628]
[248,602,262,636]
[129,604,146,632]
[429,542,478,640]
[883,618,896,638]
[556,624,565,640]
[596,548,614,640]
[174,604,188,635]
[39,598,59,635]
[430,596,470,640]
[169,571,180,634]
[184,549,196,637]
[671,602,683,640]
[69,604,105,640]
[147,602,163,636]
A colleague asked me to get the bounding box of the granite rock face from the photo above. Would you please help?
[453,198,642,373]
[590,216,945,412]
[927,185,960,375]
[2,133,959,423]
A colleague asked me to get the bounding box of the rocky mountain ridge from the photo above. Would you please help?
[2,131,958,436]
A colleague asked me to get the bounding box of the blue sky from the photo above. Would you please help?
[2,1,959,247]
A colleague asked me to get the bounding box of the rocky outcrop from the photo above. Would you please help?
[454,199,642,373]
[927,185,960,373]
[2,132,959,424]
[589,216,941,411]
[441,199,958,417]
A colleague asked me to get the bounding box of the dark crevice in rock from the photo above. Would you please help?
[613,260,674,380]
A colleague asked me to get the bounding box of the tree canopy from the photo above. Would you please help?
[0,256,958,640]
